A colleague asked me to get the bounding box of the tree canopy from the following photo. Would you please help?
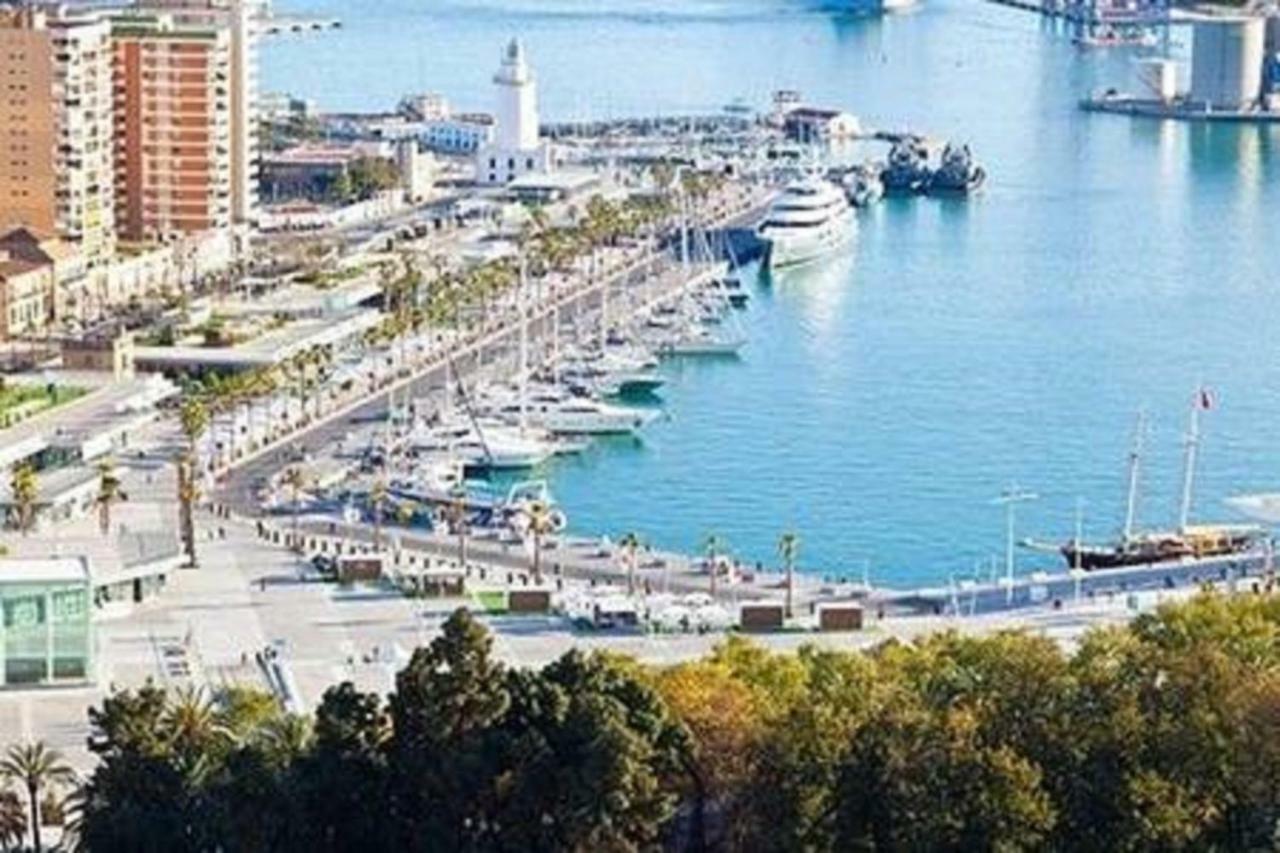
[63,593,1280,851]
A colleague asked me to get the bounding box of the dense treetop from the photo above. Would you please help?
[63,593,1280,851]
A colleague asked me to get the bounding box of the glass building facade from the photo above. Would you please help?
[0,565,93,687]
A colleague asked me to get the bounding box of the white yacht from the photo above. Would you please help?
[410,419,556,471]
[486,386,658,435]
[757,179,855,269]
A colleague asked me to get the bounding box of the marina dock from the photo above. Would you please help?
[982,0,1170,25]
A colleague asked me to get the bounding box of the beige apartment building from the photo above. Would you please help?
[111,13,233,241]
[0,6,115,268]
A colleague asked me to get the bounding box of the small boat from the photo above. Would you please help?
[926,143,986,196]
[657,324,746,357]
[841,165,885,208]
[880,139,932,195]
[1072,26,1158,49]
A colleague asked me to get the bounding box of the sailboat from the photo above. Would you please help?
[1056,391,1264,570]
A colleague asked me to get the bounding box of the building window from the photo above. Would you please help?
[526,158,533,169]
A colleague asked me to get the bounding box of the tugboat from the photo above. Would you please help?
[880,139,932,195]
[926,143,986,196]
[841,164,885,208]
[1051,392,1266,571]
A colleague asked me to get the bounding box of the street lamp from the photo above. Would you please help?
[993,485,1037,605]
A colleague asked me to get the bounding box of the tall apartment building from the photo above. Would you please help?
[136,0,260,227]
[0,6,115,268]
[111,12,233,241]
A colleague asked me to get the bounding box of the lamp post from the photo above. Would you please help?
[993,485,1037,606]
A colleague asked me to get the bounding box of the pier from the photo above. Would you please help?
[877,549,1276,617]
[982,0,1169,26]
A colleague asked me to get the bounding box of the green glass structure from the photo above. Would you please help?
[0,559,93,687]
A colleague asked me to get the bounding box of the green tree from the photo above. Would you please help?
[0,785,26,852]
[388,608,509,847]
[835,700,1056,851]
[8,463,37,535]
[777,531,799,619]
[94,458,125,537]
[282,465,309,554]
[177,395,209,567]
[0,742,75,853]
[293,682,391,851]
[523,500,558,585]
[495,650,687,850]
[619,531,642,595]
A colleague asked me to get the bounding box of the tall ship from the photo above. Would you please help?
[1054,392,1265,571]
[756,178,855,269]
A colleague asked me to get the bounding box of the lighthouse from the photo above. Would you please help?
[475,38,554,185]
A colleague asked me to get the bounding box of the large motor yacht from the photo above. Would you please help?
[757,179,855,269]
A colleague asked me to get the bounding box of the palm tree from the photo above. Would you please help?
[259,714,313,766]
[281,466,308,553]
[0,785,27,852]
[0,741,74,853]
[369,477,388,552]
[703,533,725,597]
[94,459,125,537]
[8,463,37,535]
[524,500,558,585]
[619,531,642,596]
[177,395,209,567]
[778,531,800,619]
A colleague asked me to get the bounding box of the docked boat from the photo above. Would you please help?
[880,139,932,195]
[1049,396,1265,571]
[487,386,658,435]
[1072,26,1158,49]
[409,419,557,471]
[841,165,885,208]
[651,318,746,356]
[926,143,986,196]
[756,178,855,269]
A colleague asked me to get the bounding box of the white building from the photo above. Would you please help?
[423,114,495,154]
[1189,16,1266,111]
[474,38,554,186]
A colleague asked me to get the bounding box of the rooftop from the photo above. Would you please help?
[0,556,90,587]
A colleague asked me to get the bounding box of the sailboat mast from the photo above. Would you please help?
[1122,410,1146,543]
[1178,389,1204,533]
[679,189,690,273]
[599,274,608,352]
[518,255,528,433]
[552,304,561,384]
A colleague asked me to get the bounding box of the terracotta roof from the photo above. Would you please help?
[0,256,46,281]
[0,226,79,264]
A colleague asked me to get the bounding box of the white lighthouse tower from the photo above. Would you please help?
[475,38,554,185]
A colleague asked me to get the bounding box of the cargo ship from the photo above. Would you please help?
[1042,391,1266,570]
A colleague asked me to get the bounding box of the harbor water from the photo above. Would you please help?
[265,0,1280,587]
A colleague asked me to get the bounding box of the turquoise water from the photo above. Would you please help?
[265,0,1280,586]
